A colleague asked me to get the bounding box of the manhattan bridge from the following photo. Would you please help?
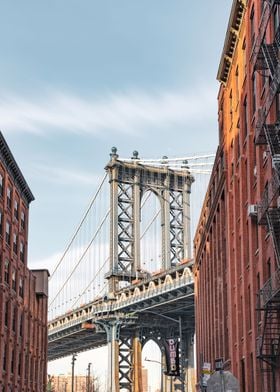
[47,148,214,391]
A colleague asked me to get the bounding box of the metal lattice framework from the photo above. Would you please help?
[105,148,194,292]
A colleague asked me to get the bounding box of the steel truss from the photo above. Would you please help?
[106,148,194,292]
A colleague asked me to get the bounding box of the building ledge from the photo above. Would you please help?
[217,0,246,85]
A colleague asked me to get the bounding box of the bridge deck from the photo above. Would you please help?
[48,263,194,361]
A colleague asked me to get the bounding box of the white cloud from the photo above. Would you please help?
[0,86,217,136]
[30,164,100,186]
[29,250,63,272]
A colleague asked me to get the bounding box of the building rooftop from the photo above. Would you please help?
[217,0,246,84]
[0,131,35,204]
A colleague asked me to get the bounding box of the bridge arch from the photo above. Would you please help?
[140,189,162,273]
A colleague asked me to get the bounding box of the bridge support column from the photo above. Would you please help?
[184,332,196,392]
[132,335,143,392]
[98,321,120,392]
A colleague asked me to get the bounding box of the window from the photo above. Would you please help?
[242,39,247,75]
[3,344,7,372]
[19,313,23,337]
[25,353,29,381]
[255,222,259,251]
[12,269,16,291]
[5,222,10,245]
[0,174,3,197]
[13,233,18,254]
[276,93,280,120]
[267,259,271,281]
[252,73,257,114]
[274,4,280,35]
[11,349,15,374]
[19,278,24,298]
[241,358,246,392]
[20,241,25,263]
[248,285,252,330]
[235,66,239,102]
[243,96,248,139]
[18,352,22,376]
[14,200,19,220]
[230,90,233,125]
[0,210,2,235]
[250,6,255,45]
[4,260,9,284]
[20,211,25,231]
[4,301,9,326]
[6,187,11,209]
[12,306,16,331]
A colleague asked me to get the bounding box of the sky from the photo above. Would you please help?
[0,0,232,389]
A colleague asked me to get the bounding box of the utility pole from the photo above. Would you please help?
[87,362,92,392]
[71,354,77,392]
[144,357,163,392]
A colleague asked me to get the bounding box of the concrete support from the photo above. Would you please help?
[132,336,143,392]
[98,321,120,392]
[184,333,196,392]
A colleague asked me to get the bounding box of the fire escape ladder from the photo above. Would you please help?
[267,209,280,266]
[262,43,279,76]
[256,108,267,145]
[258,308,280,367]
[257,267,280,368]
[264,124,280,174]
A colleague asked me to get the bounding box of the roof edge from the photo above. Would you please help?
[0,131,35,204]
[217,0,246,85]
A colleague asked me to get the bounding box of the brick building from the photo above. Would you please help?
[49,374,96,392]
[0,132,49,391]
[194,0,280,391]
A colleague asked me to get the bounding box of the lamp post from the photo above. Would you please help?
[87,362,92,392]
[140,311,185,392]
[144,357,163,392]
[71,354,77,392]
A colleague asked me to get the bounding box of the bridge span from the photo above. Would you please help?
[48,149,214,391]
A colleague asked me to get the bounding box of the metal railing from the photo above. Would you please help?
[48,273,194,335]
[259,267,280,307]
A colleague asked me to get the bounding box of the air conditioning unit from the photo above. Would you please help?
[253,166,257,177]
[263,150,269,161]
[248,204,258,217]
[277,196,280,209]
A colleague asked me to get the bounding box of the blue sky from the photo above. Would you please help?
[1,0,232,387]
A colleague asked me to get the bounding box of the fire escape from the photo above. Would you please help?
[254,0,280,375]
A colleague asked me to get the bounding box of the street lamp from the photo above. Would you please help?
[87,363,92,392]
[71,354,77,392]
[140,311,185,392]
[144,357,163,392]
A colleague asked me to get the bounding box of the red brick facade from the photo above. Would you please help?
[0,133,49,391]
[195,1,280,391]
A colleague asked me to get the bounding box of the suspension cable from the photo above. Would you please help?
[70,206,161,308]
[50,173,108,280]
[49,208,111,306]
[118,154,215,163]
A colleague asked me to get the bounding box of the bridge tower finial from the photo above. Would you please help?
[110,146,119,160]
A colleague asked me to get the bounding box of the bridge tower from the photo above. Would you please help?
[103,148,194,391]
[105,147,194,294]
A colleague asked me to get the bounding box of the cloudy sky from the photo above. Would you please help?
[1,0,232,388]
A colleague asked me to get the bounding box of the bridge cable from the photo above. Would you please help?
[49,208,111,307]
[49,172,108,280]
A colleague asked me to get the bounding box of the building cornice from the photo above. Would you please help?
[217,0,246,85]
[0,131,35,204]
